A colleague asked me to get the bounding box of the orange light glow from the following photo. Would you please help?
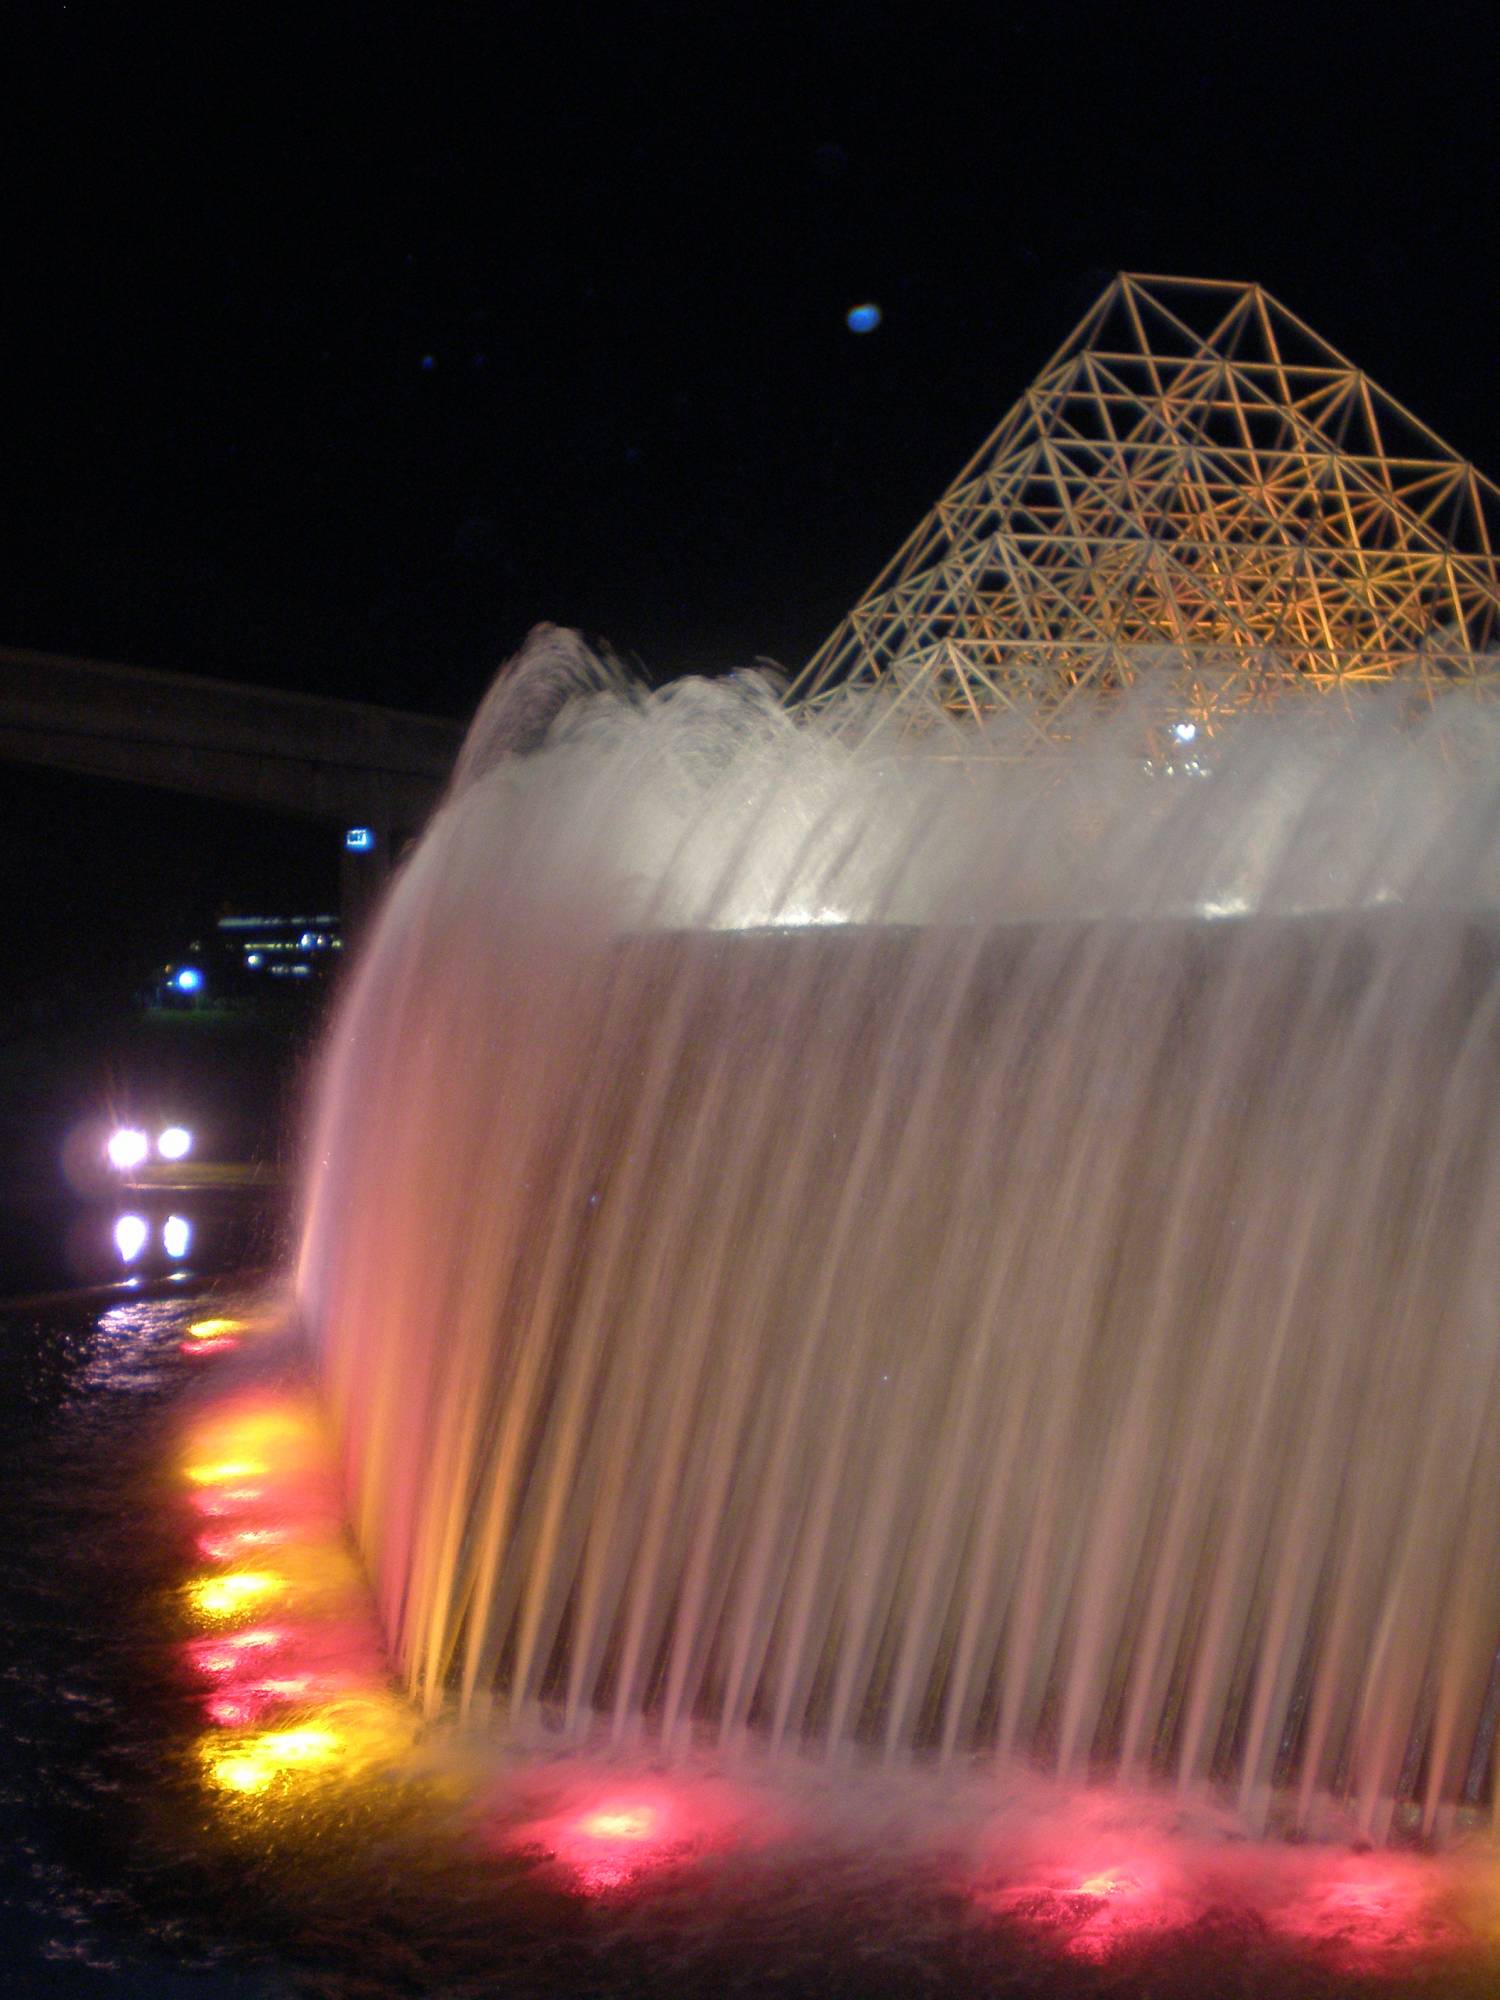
[184,1458,269,1486]
[187,1570,284,1618]
[218,1410,313,1450]
[207,1725,341,1795]
[202,1694,415,1802]
[187,1318,244,1340]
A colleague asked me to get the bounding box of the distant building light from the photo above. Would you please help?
[299,932,315,949]
[163,1215,192,1261]
[174,967,204,994]
[345,827,376,852]
[246,952,264,968]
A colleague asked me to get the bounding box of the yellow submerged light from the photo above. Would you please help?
[184,1458,270,1486]
[202,1697,416,1800]
[207,1725,341,1796]
[187,1570,285,1619]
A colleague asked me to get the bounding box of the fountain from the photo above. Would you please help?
[296,625,1500,1848]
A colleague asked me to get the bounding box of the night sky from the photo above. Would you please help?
[3,3,1499,977]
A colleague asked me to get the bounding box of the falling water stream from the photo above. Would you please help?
[297,629,1500,1851]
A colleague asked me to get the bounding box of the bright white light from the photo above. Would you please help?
[1173,721,1198,743]
[246,952,264,968]
[163,1215,192,1260]
[114,1214,149,1262]
[107,1128,149,1170]
[174,966,204,993]
[157,1126,192,1161]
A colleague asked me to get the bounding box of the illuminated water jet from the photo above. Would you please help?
[298,627,1500,1845]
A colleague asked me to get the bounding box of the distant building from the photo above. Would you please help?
[215,911,344,985]
[145,911,345,1008]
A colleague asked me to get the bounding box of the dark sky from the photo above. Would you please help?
[3,2,1500,971]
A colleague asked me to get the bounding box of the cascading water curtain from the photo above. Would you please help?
[298,627,1500,1843]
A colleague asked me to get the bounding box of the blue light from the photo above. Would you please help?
[846,302,882,334]
[345,826,376,852]
[174,966,204,994]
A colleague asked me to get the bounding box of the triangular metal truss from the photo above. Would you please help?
[790,275,1500,749]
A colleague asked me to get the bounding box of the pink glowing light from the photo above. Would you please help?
[1057,1863,1178,1962]
[201,1669,333,1726]
[976,1848,1187,1963]
[1269,1852,1464,1969]
[196,1525,289,1563]
[967,1811,1471,1976]
[557,1797,675,1891]
[185,1627,289,1678]
[205,1692,264,1727]
[190,1486,267,1516]
[254,1675,316,1699]
[580,1804,660,1842]
[502,1777,762,1897]
[1076,1868,1141,1897]
[180,1335,239,1358]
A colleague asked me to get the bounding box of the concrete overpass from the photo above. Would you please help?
[0,644,467,923]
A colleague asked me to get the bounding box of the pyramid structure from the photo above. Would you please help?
[790,275,1500,749]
